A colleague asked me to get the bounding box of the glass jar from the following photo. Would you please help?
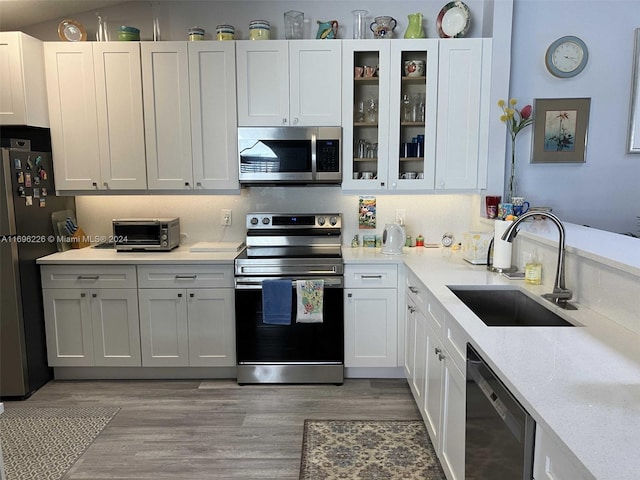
[188,26,205,41]
[216,25,235,41]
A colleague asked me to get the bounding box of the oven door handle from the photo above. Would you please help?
[236,265,341,275]
[235,277,343,289]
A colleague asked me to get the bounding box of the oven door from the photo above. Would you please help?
[234,276,344,383]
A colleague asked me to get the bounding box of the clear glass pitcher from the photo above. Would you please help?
[284,10,304,39]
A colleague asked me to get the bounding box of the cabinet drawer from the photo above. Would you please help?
[344,264,397,288]
[41,265,137,289]
[443,317,468,374]
[137,265,234,288]
[406,269,428,314]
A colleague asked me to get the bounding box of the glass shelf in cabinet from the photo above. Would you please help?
[400,121,425,127]
[401,76,426,82]
[354,122,378,127]
[399,157,424,161]
[354,157,378,162]
[354,77,379,83]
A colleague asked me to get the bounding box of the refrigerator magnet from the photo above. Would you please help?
[17,186,25,197]
[35,155,43,165]
[39,169,47,180]
[17,171,24,184]
[41,187,47,196]
[33,176,40,185]
[24,173,31,187]
[13,158,21,169]
[39,198,46,207]
[25,196,33,206]
[26,157,33,170]
[33,188,40,198]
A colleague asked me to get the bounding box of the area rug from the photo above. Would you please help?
[299,420,446,480]
[0,406,119,480]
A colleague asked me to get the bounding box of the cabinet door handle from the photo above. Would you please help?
[175,275,197,280]
[282,118,288,124]
[292,117,299,125]
[77,275,99,280]
[92,293,97,298]
[189,293,195,298]
[407,305,415,313]
[92,181,98,188]
[177,293,183,298]
[435,347,442,355]
[438,353,445,361]
[80,292,86,298]
[360,274,383,279]
[408,286,419,294]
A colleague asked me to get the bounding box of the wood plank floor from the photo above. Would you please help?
[9,378,421,480]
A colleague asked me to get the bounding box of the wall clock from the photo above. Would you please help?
[545,36,588,78]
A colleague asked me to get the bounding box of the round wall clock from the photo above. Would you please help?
[545,36,588,78]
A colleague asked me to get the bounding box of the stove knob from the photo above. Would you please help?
[262,217,270,225]
[250,217,259,226]
[317,216,325,226]
[329,216,338,226]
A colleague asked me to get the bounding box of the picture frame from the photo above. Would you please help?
[531,97,591,163]
[627,28,640,154]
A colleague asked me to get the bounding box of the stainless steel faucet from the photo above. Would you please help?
[501,211,577,310]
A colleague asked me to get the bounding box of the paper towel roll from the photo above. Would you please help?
[493,220,513,269]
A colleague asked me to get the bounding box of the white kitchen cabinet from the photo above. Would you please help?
[142,42,239,190]
[41,265,141,367]
[137,265,235,367]
[342,39,438,192]
[344,264,398,368]
[405,267,467,480]
[0,32,49,127]
[236,40,341,126]
[534,426,593,480]
[44,42,147,191]
[435,39,491,190]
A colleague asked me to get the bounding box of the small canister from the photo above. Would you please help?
[249,20,270,40]
[216,24,235,41]
[416,234,424,247]
[405,235,412,247]
[188,26,205,41]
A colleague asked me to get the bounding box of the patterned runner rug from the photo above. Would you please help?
[299,419,446,480]
[0,406,119,480]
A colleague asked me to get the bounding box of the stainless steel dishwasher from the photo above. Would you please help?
[465,344,536,479]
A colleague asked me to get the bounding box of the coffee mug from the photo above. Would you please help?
[417,172,424,179]
[511,196,526,206]
[401,171,417,179]
[498,203,514,219]
[363,65,377,77]
[353,172,360,179]
[361,171,374,180]
[513,202,530,216]
[354,66,364,77]
[404,60,425,77]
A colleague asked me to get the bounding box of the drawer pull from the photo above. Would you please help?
[408,286,419,294]
[435,347,442,355]
[77,275,99,280]
[360,274,383,279]
[175,275,197,280]
[407,305,416,313]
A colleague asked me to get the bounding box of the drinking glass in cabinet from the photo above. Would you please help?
[355,100,365,122]
[365,98,378,123]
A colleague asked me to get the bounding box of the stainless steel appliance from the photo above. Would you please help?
[112,217,180,251]
[238,127,342,185]
[466,344,536,479]
[1,136,75,399]
[234,213,344,384]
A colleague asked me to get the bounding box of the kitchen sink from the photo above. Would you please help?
[448,286,576,327]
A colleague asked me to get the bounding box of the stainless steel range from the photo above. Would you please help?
[234,213,344,384]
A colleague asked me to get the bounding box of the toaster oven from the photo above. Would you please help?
[112,218,180,251]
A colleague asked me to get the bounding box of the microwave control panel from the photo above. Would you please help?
[316,139,340,172]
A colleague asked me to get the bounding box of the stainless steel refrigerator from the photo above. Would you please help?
[1,138,75,399]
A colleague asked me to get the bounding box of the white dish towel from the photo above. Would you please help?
[296,279,324,323]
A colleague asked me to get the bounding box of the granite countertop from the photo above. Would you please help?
[36,245,241,265]
[345,246,638,480]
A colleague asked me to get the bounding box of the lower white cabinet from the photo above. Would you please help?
[137,265,235,367]
[344,264,398,368]
[405,268,466,480]
[41,265,141,367]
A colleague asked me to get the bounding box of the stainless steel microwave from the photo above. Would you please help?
[112,218,180,251]
[238,126,341,185]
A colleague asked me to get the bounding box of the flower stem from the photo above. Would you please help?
[508,136,516,201]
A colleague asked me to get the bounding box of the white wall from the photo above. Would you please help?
[510,0,640,235]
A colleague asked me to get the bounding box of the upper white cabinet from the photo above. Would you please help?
[142,41,239,190]
[236,40,341,126]
[0,32,49,127]
[435,39,491,190]
[44,42,147,190]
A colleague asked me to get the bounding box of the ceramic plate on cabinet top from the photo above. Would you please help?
[58,19,87,41]
[436,1,471,38]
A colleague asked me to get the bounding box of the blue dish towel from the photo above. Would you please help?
[262,279,292,325]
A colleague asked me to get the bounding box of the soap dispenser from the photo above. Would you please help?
[525,251,542,285]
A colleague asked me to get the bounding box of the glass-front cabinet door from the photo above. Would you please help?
[342,40,438,191]
[342,40,391,191]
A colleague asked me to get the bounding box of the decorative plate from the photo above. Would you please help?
[436,1,471,38]
[57,19,87,42]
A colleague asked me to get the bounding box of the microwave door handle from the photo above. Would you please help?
[311,131,317,178]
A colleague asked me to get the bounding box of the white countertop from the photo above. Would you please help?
[345,246,638,480]
[36,245,240,264]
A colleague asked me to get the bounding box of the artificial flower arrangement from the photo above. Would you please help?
[498,98,533,201]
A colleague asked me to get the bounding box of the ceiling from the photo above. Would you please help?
[0,0,133,31]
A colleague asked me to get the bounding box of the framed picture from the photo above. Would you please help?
[531,97,591,163]
[627,28,640,153]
